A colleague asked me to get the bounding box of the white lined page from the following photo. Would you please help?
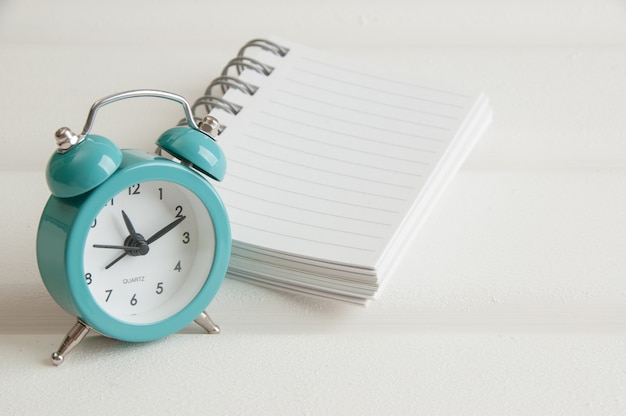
[209,40,480,268]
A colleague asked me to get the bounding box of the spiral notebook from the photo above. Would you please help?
[189,38,492,305]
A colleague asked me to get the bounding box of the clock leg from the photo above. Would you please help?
[194,311,220,334]
[50,320,91,366]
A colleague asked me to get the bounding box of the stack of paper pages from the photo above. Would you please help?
[198,38,492,304]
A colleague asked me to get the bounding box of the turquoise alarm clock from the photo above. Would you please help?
[36,90,231,365]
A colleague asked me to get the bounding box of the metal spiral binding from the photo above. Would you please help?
[221,56,274,77]
[205,76,259,96]
[188,39,289,135]
[237,38,290,58]
[192,96,242,116]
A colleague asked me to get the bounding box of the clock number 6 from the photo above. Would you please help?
[130,294,138,306]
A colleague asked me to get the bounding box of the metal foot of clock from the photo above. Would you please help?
[194,310,221,334]
[51,311,221,365]
[51,320,91,366]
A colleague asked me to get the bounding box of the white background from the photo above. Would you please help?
[1,0,625,414]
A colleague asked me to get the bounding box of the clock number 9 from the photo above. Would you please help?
[85,272,92,285]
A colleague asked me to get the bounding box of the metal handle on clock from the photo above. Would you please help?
[80,89,203,138]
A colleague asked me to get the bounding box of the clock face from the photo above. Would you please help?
[83,180,216,324]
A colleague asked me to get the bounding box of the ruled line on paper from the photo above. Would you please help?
[222,187,393,226]
[290,66,468,108]
[259,110,444,143]
[296,57,472,99]
[234,143,418,189]
[211,40,487,266]
[239,133,424,183]
[230,221,378,253]
[229,204,386,239]
[280,78,460,120]
[254,113,440,151]
[273,87,456,130]
[267,100,450,135]
[252,122,437,159]
[228,157,410,202]
[224,173,402,214]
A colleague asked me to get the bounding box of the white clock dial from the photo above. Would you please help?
[83,180,216,324]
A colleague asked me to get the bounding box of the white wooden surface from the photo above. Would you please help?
[1,0,626,414]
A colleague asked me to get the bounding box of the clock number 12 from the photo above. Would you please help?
[128,184,141,195]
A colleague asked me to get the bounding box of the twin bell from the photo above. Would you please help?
[44,90,226,199]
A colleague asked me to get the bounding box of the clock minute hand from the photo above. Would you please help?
[146,215,186,245]
[104,216,186,269]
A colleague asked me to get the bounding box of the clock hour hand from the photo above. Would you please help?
[122,210,145,243]
[122,210,136,233]
[103,210,148,270]
[146,215,186,245]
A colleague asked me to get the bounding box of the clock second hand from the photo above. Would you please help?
[93,244,138,250]
[95,244,138,270]
[104,251,129,270]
